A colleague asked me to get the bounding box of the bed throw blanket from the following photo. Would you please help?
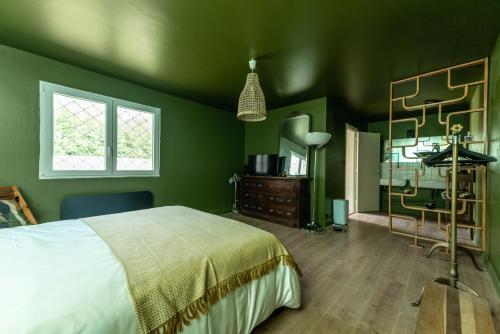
[82,206,300,334]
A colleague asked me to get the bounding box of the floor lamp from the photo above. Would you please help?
[305,132,332,234]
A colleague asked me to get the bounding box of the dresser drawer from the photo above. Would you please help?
[241,201,265,213]
[241,180,265,191]
[265,180,297,197]
[241,191,265,202]
[267,194,296,205]
[266,204,297,219]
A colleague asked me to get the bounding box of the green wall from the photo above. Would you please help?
[244,97,367,226]
[487,33,500,295]
[324,100,367,222]
[244,98,328,225]
[325,102,367,199]
[0,44,244,222]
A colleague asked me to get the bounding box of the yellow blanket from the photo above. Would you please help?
[82,206,300,334]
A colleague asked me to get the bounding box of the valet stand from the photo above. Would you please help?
[412,124,496,306]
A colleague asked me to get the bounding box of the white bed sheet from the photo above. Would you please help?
[0,219,300,334]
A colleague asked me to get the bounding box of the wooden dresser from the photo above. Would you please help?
[239,176,310,228]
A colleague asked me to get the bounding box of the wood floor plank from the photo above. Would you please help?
[223,213,500,333]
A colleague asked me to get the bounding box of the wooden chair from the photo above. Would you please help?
[0,186,37,225]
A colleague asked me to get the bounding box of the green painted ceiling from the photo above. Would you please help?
[0,0,499,119]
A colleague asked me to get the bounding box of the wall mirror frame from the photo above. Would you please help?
[278,113,311,177]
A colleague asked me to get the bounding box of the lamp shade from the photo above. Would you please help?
[237,72,266,121]
[305,132,331,147]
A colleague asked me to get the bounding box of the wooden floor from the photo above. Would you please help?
[224,213,500,334]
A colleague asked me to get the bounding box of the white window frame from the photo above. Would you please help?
[39,81,161,179]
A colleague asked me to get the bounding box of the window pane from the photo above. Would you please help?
[289,152,301,176]
[300,158,307,175]
[116,106,154,171]
[53,93,106,171]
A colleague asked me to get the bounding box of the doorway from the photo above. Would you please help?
[345,126,357,215]
[345,127,381,214]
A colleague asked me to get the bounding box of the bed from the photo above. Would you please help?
[0,205,301,334]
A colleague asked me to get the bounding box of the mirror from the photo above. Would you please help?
[383,135,447,163]
[278,114,311,176]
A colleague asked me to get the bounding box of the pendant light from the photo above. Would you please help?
[237,59,266,121]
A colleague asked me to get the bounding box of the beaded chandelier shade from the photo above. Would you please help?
[237,59,266,122]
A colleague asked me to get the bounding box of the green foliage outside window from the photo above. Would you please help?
[54,108,152,159]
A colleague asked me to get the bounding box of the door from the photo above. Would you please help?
[356,132,380,212]
[345,127,357,214]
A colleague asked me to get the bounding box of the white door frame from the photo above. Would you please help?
[345,124,358,215]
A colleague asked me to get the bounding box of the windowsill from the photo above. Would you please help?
[39,173,160,180]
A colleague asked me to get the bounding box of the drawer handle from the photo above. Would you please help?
[258,206,262,210]
[269,209,274,213]
[286,212,291,216]
[270,197,274,200]
[257,184,263,187]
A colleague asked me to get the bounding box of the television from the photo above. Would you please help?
[247,154,278,176]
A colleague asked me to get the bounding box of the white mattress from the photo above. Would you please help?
[0,219,300,334]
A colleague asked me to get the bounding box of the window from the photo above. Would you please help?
[289,151,307,176]
[39,82,160,178]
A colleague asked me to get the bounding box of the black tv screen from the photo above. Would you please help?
[247,154,278,176]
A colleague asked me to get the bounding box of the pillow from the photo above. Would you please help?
[0,200,29,229]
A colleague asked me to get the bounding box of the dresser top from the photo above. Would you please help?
[241,175,311,181]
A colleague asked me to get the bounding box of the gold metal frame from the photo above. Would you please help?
[412,125,481,306]
[388,58,489,252]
